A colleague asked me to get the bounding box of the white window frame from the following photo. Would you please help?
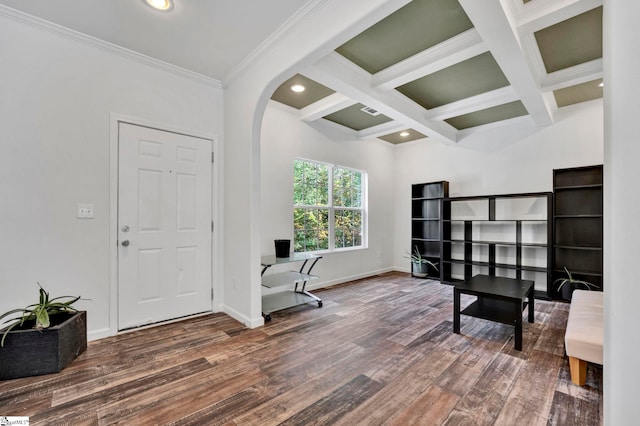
[293,158,368,254]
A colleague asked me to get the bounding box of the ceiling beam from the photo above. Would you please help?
[515,0,603,94]
[310,117,360,139]
[303,52,458,143]
[371,29,488,91]
[299,93,357,122]
[516,0,603,33]
[357,121,407,139]
[427,86,520,121]
[459,0,554,126]
[541,58,603,91]
[456,114,537,144]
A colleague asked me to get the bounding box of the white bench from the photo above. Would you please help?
[564,289,604,385]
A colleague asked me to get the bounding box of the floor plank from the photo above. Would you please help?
[279,374,384,425]
[334,346,460,425]
[0,272,603,425]
[444,352,524,425]
[390,384,460,426]
[494,350,564,426]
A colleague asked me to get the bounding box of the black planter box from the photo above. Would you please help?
[0,311,87,380]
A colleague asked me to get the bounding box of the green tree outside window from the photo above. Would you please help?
[294,159,366,253]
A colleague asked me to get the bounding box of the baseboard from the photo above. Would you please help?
[89,268,403,339]
[303,267,396,292]
[222,304,264,329]
[87,327,113,342]
[88,311,221,342]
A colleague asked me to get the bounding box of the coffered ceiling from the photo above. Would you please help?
[0,0,603,146]
[271,0,603,144]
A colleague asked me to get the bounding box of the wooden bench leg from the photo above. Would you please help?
[569,356,587,386]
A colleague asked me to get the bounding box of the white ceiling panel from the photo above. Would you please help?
[0,0,309,80]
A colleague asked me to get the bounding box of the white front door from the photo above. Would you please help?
[117,123,212,330]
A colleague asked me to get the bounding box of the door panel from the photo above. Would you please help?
[118,123,212,330]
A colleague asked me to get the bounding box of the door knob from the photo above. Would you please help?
[121,240,130,247]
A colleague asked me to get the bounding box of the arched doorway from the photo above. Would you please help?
[221,0,412,327]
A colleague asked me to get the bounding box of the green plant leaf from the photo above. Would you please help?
[35,307,50,329]
[38,285,48,305]
[0,308,30,323]
[1,283,82,346]
[0,321,22,347]
[49,295,81,306]
[554,267,600,292]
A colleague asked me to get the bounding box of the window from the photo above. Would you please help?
[293,159,367,253]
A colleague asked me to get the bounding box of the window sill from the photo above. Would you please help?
[295,245,368,256]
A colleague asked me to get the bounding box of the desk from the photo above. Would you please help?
[453,275,534,351]
[261,253,322,321]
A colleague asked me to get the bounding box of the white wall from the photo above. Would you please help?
[260,101,395,289]
[259,98,604,295]
[223,0,412,327]
[393,99,603,270]
[604,2,640,423]
[0,13,223,340]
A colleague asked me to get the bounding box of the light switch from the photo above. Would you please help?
[76,203,94,219]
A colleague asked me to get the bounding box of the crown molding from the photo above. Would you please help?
[222,0,331,88]
[0,5,222,89]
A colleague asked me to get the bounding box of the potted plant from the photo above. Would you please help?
[405,246,439,278]
[554,267,600,301]
[0,283,87,380]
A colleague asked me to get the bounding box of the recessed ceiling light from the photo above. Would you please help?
[144,0,174,12]
[400,131,410,137]
[291,84,306,93]
[598,81,604,88]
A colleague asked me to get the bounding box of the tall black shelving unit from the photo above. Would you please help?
[410,181,449,281]
[441,192,553,298]
[552,165,604,296]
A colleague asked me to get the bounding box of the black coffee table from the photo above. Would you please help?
[453,274,534,351]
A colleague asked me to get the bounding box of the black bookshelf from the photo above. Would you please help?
[441,192,553,298]
[552,165,603,297]
[410,181,449,280]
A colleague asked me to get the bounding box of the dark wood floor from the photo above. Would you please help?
[0,272,602,425]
